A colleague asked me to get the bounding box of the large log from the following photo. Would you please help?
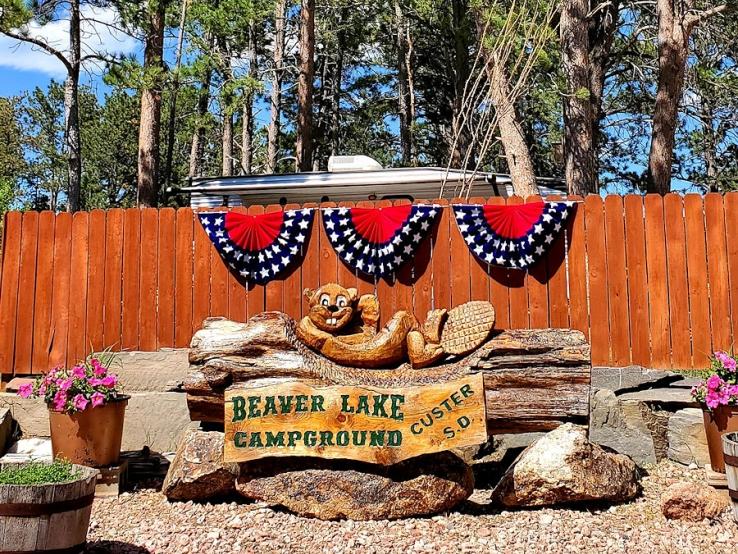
[185,313,591,434]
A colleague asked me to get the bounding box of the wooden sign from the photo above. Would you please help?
[224,374,487,465]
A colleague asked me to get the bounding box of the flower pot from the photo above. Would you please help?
[702,405,738,473]
[0,463,98,553]
[723,432,738,523]
[49,395,128,467]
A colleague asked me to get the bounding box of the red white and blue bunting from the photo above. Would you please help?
[198,209,314,284]
[321,204,440,279]
[452,201,575,270]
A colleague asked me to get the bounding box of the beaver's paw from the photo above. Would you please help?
[421,308,448,343]
[407,330,445,369]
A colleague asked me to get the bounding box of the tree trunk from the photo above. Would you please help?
[449,0,472,168]
[222,112,234,177]
[646,0,688,194]
[137,0,166,207]
[487,55,538,198]
[267,0,287,174]
[330,10,348,158]
[645,0,728,194]
[588,0,620,152]
[296,0,315,172]
[189,62,213,178]
[394,0,413,165]
[65,0,82,212]
[241,23,257,175]
[163,0,189,189]
[561,0,597,196]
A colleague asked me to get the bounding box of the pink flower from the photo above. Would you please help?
[92,359,106,377]
[58,378,73,392]
[724,358,737,372]
[52,391,67,412]
[17,383,33,398]
[706,391,721,409]
[707,374,723,391]
[91,392,105,408]
[72,394,89,411]
[89,377,104,387]
[101,375,117,388]
[71,365,86,379]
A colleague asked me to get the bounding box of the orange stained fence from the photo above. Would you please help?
[0,193,735,375]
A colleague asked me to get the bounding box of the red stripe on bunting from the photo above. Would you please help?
[350,205,414,244]
[483,202,545,239]
[225,211,284,251]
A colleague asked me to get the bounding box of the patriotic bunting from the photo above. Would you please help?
[198,209,314,284]
[452,201,575,270]
[321,204,440,279]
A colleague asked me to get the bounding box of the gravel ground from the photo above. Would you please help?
[86,461,737,554]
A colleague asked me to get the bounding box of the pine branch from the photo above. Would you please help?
[0,29,72,72]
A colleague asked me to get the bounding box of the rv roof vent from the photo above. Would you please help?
[327,155,383,172]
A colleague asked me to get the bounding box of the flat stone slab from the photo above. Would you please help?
[618,387,699,408]
[236,451,474,520]
[0,437,52,462]
[592,366,681,393]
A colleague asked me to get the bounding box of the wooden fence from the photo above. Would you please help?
[0,193,736,375]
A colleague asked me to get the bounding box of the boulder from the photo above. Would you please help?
[236,451,474,520]
[660,482,728,521]
[491,423,639,507]
[589,389,658,466]
[667,408,710,467]
[163,430,238,501]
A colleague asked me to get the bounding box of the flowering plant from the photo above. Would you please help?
[18,356,122,414]
[691,351,738,410]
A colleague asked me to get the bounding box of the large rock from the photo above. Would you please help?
[163,430,238,501]
[491,423,639,507]
[590,389,658,466]
[667,408,710,466]
[236,452,474,520]
[660,482,728,521]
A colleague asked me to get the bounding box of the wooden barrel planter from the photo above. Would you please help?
[0,464,98,553]
[725,432,738,523]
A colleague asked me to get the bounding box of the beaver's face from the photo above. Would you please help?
[305,285,357,332]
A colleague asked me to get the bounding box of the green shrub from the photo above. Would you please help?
[0,460,81,485]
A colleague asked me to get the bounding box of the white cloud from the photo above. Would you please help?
[0,5,137,78]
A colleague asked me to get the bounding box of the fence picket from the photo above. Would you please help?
[624,196,651,367]
[31,212,55,372]
[102,210,124,352]
[157,208,176,348]
[724,193,738,351]
[174,208,194,348]
[48,213,72,369]
[705,193,732,354]
[86,210,107,355]
[663,194,692,368]
[584,195,609,365]
[684,195,712,368]
[13,212,38,374]
[642,195,669,368]
[67,212,90,366]
[139,209,159,352]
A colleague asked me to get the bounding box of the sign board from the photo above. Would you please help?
[224,374,487,465]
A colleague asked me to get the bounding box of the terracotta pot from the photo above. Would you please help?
[702,405,738,473]
[49,396,128,467]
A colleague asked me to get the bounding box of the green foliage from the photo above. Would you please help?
[0,0,32,30]
[0,459,80,485]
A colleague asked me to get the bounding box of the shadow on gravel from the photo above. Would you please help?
[85,540,152,553]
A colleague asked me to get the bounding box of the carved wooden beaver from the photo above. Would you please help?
[295,283,495,369]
